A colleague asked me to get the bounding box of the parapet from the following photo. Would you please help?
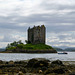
[28,25,45,30]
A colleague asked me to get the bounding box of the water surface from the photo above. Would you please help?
[0,52,75,61]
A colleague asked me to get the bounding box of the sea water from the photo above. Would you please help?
[0,52,75,61]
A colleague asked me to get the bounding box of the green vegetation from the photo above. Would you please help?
[24,44,53,50]
[6,40,23,50]
[6,40,53,51]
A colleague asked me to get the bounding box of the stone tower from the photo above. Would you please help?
[28,25,46,44]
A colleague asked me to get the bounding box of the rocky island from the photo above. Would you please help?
[4,25,57,53]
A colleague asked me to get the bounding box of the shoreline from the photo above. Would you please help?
[0,49,57,53]
[0,58,75,75]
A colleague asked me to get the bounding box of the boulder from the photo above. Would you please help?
[33,60,49,68]
[69,72,75,75]
[8,60,14,65]
[19,67,26,73]
[0,60,3,64]
[39,70,42,73]
[44,67,65,74]
[27,58,50,68]
[27,58,38,67]
[18,71,24,75]
[53,67,65,74]
[51,60,63,65]
[15,61,27,65]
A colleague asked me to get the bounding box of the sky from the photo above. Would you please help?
[0,0,75,49]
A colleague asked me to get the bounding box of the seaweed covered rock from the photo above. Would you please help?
[27,58,50,68]
[33,60,49,68]
[27,58,38,67]
[0,60,3,64]
[15,61,27,65]
[0,58,74,75]
[18,71,24,75]
[44,66,65,74]
[51,60,63,65]
[69,72,75,75]
[8,60,14,64]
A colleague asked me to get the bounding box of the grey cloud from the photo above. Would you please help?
[57,35,68,39]
[2,35,13,42]
[14,13,75,26]
[39,0,75,10]
[58,5,75,10]
[47,25,75,33]
[0,0,75,48]
[0,33,15,42]
[20,0,24,1]
[0,12,75,33]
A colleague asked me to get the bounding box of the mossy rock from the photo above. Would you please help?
[51,60,63,65]
[44,66,65,74]
[0,60,3,64]
[27,58,38,67]
[33,60,49,68]
[27,58,50,68]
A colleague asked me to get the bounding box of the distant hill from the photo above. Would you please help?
[0,48,5,51]
[53,47,75,52]
[64,47,75,51]
[53,47,63,51]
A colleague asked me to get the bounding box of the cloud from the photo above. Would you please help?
[47,31,75,48]
[0,42,10,48]
[0,0,75,48]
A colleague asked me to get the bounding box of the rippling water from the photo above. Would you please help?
[0,52,75,61]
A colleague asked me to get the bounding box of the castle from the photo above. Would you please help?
[28,25,46,44]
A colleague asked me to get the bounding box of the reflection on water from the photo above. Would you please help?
[0,52,75,61]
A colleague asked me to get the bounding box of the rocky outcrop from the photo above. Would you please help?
[27,58,50,68]
[12,49,57,53]
[0,58,75,75]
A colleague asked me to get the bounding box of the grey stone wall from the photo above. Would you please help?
[28,25,46,44]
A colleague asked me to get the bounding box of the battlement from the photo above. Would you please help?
[28,25,46,44]
[28,25,45,30]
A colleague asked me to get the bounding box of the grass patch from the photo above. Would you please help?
[23,44,53,50]
[6,43,54,51]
